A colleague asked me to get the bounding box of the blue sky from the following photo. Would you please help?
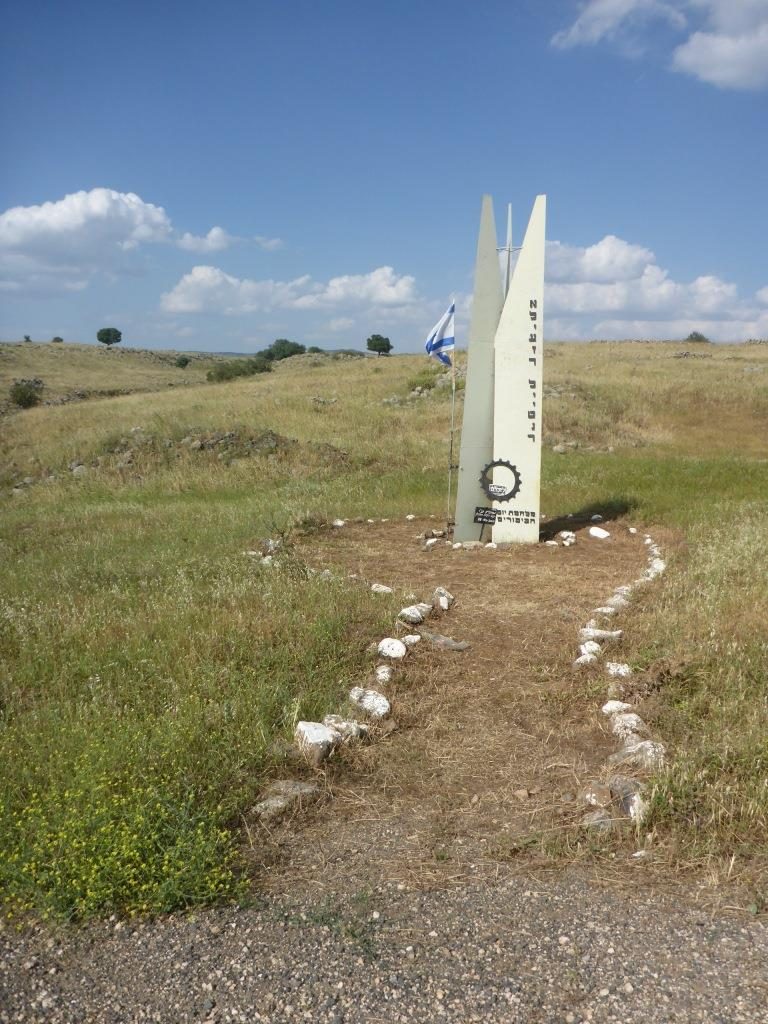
[1,0,767,350]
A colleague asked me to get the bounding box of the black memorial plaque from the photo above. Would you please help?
[473,506,497,525]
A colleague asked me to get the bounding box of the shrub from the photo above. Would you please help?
[23,335,31,343]
[307,346,323,354]
[206,357,272,383]
[9,378,44,408]
[685,331,710,343]
[256,339,306,362]
[51,336,64,344]
[175,355,191,368]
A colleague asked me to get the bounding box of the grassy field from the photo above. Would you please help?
[1,341,767,919]
[0,340,223,409]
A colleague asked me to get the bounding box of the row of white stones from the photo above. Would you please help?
[292,584,456,770]
[571,526,669,831]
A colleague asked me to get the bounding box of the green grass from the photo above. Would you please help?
[1,342,767,917]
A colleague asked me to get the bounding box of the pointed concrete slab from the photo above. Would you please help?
[454,195,504,542]
[491,195,546,544]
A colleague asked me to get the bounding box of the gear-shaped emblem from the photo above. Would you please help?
[479,459,523,502]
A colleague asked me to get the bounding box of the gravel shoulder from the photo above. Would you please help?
[2,875,766,1023]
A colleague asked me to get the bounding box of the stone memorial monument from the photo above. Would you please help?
[454,194,547,544]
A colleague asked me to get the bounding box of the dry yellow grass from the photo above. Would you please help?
[0,340,221,403]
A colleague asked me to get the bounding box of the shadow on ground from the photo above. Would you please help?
[540,497,638,540]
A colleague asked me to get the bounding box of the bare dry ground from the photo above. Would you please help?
[253,516,671,896]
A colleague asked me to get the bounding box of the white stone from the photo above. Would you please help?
[608,739,666,771]
[452,542,462,550]
[485,542,497,548]
[558,530,576,541]
[331,519,346,528]
[349,686,391,719]
[615,585,633,596]
[628,527,638,534]
[294,721,341,766]
[367,518,376,524]
[602,700,632,716]
[580,640,602,656]
[628,792,648,823]
[644,537,653,545]
[371,583,393,594]
[610,713,648,740]
[415,601,433,616]
[606,594,629,610]
[593,605,617,616]
[399,605,425,625]
[402,634,421,646]
[462,541,483,549]
[433,586,455,610]
[579,627,623,642]
[323,714,369,742]
[252,780,320,822]
[424,538,439,549]
[405,514,416,520]
[574,653,598,666]
[260,555,274,567]
[606,662,633,678]
[378,637,407,659]
[544,540,558,547]
[375,664,394,684]
[589,526,611,540]
[591,514,604,522]
[562,538,575,547]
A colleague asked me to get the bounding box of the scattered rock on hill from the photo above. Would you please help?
[349,687,391,719]
[251,780,321,822]
[294,721,342,766]
[419,629,470,652]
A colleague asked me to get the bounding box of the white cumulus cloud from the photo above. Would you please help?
[0,188,285,293]
[552,0,768,90]
[161,265,418,315]
[0,188,172,291]
[547,235,656,282]
[177,226,238,253]
[543,231,760,339]
[672,20,768,89]
[292,266,417,310]
[160,266,313,314]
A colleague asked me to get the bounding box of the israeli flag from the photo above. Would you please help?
[425,301,455,366]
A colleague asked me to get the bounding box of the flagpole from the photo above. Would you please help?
[447,298,457,532]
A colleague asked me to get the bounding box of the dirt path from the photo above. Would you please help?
[254,517,661,895]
